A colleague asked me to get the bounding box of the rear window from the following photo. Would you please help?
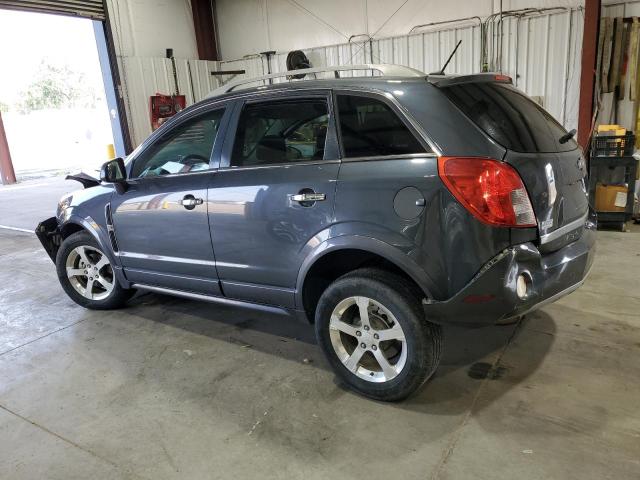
[441,83,577,153]
[337,94,428,157]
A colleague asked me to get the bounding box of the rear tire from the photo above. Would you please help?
[55,231,133,310]
[315,268,442,401]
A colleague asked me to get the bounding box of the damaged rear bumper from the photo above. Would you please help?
[35,216,62,262]
[424,218,597,326]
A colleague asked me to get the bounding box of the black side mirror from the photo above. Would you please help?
[100,158,126,183]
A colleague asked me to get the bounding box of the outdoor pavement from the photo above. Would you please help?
[0,175,81,231]
[0,182,639,479]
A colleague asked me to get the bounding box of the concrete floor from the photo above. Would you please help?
[0,205,639,479]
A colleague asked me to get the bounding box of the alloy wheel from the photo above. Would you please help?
[329,296,407,383]
[65,245,114,301]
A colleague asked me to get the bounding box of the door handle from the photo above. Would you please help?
[289,193,326,203]
[180,195,204,210]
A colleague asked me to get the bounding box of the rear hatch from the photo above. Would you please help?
[439,80,589,251]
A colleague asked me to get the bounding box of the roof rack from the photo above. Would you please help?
[207,64,425,97]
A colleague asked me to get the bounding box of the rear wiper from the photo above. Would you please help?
[559,128,576,144]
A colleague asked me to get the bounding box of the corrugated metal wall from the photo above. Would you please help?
[118,57,220,146]
[121,5,640,148]
[493,9,584,132]
[211,8,583,132]
[603,0,640,17]
[216,23,483,82]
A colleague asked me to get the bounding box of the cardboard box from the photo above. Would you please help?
[595,183,628,212]
[597,124,627,135]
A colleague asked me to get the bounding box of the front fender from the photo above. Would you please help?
[294,232,441,310]
[58,208,129,288]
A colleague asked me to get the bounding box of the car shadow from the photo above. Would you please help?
[127,291,555,412]
[400,312,555,414]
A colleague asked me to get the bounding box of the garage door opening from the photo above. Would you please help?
[0,9,123,180]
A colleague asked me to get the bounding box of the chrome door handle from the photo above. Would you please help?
[180,198,203,206]
[289,193,326,202]
[180,195,204,210]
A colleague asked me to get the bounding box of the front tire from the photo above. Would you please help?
[55,231,133,310]
[315,268,442,401]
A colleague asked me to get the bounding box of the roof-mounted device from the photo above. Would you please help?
[428,73,513,87]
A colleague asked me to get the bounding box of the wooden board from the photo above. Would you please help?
[629,18,639,101]
[610,17,624,92]
[601,18,614,93]
[634,20,640,148]
[619,20,630,99]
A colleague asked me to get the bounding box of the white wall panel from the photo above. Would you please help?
[119,56,170,146]
[496,9,583,130]
[215,0,584,61]
[105,0,197,58]
[189,60,222,104]
[104,0,202,148]
[213,8,581,130]
[119,57,221,146]
[120,1,640,148]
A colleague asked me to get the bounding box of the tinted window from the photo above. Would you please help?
[132,109,224,178]
[337,95,427,157]
[231,100,328,167]
[441,83,577,153]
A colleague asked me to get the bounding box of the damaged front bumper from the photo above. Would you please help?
[35,217,62,262]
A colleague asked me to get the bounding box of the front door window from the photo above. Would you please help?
[131,109,225,178]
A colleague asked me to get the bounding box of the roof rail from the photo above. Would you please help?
[207,64,425,97]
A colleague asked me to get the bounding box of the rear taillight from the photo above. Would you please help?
[438,156,536,227]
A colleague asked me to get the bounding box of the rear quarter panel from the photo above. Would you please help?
[334,157,512,299]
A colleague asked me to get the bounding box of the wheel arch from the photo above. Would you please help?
[296,236,437,322]
[60,222,86,239]
[58,215,128,287]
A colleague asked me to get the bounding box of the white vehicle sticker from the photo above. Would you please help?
[540,218,554,230]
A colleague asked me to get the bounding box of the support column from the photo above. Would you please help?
[191,0,220,61]
[578,0,602,149]
[0,112,16,185]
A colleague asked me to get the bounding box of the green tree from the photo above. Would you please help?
[0,100,8,113]
[19,62,98,113]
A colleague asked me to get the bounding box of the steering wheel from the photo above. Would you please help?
[286,145,303,160]
[180,153,210,165]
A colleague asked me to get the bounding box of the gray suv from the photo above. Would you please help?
[36,65,595,401]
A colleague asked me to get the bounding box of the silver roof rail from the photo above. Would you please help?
[207,64,425,98]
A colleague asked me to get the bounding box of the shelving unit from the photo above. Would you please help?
[588,152,638,231]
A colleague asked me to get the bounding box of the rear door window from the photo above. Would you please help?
[440,83,576,153]
[336,94,428,158]
[231,99,329,167]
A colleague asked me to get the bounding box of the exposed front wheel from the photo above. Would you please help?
[56,231,133,309]
[315,268,442,401]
